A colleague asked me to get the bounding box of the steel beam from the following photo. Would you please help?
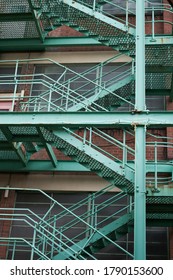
[0,160,88,172]
[0,37,100,52]
[0,36,173,52]
[28,0,45,42]
[0,13,33,21]
[36,127,57,167]
[134,0,146,260]
[1,112,173,127]
[145,36,173,45]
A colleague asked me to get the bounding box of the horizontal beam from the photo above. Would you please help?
[1,111,173,127]
[0,158,171,173]
[0,160,89,172]
[0,35,173,52]
[0,37,101,52]
[0,13,33,22]
[146,66,173,73]
[145,36,173,45]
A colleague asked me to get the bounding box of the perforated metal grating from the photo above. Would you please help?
[146,46,173,65]
[0,22,39,39]
[0,0,30,13]
[0,151,19,160]
[146,73,172,90]
[147,196,173,204]
[9,126,39,135]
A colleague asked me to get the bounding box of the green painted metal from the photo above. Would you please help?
[1,111,173,127]
[27,0,45,42]
[36,127,57,167]
[1,36,173,52]
[134,0,146,260]
[0,187,134,260]
[1,127,27,166]
[0,56,135,112]
[0,13,33,21]
[60,0,135,35]
[0,0,173,260]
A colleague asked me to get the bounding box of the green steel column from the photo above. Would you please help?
[134,0,146,259]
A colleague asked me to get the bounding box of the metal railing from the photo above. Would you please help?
[0,187,133,260]
[0,56,135,112]
[62,127,135,170]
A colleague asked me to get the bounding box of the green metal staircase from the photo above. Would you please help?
[33,0,135,51]
[0,186,134,260]
[1,186,172,260]
[41,127,134,191]
[1,0,173,260]
[0,54,135,113]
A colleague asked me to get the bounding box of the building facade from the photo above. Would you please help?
[0,0,173,260]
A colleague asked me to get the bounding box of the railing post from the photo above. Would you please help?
[123,130,127,168]
[152,6,156,41]
[11,60,19,112]
[83,128,87,148]
[48,89,52,112]
[31,225,37,260]
[93,0,96,12]
[51,215,56,258]
[126,0,129,30]
[89,128,92,147]
[154,141,158,191]
[12,240,16,260]
[65,82,70,110]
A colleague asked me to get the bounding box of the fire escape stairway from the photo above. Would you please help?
[35,186,134,260]
[18,54,135,113]
[35,0,135,51]
[41,126,134,193]
[52,212,133,260]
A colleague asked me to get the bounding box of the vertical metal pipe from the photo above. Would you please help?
[123,130,127,168]
[135,1,146,112]
[134,126,146,259]
[11,61,19,111]
[126,0,129,29]
[152,7,155,41]
[134,0,146,260]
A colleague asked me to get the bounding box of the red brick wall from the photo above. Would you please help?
[0,190,16,259]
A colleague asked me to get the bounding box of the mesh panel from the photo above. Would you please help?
[94,81,135,110]
[146,46,173,65]
[147,196,173,204]
[0,0,30,13]
[146,73,172,89]
[9,126,38,135]
[0,151,19,160]
[0,22,39,39]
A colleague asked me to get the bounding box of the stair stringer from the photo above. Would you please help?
[60,0,135,34]
[68,74,135,112]
[39,1,135,51]
[41,127,134,192]
[53,212,133,260]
